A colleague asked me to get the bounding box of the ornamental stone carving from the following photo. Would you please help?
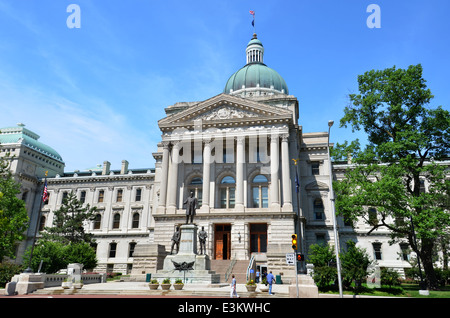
[195,106,259,121]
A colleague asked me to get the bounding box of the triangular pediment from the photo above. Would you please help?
[158,93,292,131]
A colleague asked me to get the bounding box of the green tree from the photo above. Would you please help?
[23,240,97,273]
[340,241,372,291]
[334,64,450,290]
[41,191,96,245]
[308,244,337,290]
[0,147,29,262]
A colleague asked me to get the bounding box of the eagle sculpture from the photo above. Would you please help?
[172,260,195,271]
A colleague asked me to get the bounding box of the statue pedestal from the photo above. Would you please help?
[153,224,220,284]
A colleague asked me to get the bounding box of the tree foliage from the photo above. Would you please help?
[41,191,96,245]
[0,147,29,262]
[334,64,450,289]
[24,190,98,272]
[23,240,97,273]
[340,241,372,291]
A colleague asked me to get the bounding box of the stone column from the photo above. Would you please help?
[270,134,280,208]
[202,140,211,211]
[167,142,180,209]
[158,143,170,208]
[235,136,245,210]
[281,134,293,210]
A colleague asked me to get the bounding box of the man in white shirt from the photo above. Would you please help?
[230,274,239,298]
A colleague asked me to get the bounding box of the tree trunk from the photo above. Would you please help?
[421,238,439,290]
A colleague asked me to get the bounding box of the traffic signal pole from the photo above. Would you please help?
[292,234,299,298]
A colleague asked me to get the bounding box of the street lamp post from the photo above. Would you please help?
[327,120,343,298]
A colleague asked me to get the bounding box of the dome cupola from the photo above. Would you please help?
[224,34,289,97]
[246,33,264,64]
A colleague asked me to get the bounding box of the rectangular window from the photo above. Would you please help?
[135,188,142,201]
[373,243,382,260]
[61,191,68,204]
[98,190,104,203]
[316,234,326,246]
[109,243,117,258]
[116,189,123,202]
[80,191,86,204]
[129,242,137,257]
[311,162,320,175]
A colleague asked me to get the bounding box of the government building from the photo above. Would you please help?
[0,33,425,282]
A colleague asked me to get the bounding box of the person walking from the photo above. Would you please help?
[230,274,239,298]
[266,271,275,295]
[256,270,260,283]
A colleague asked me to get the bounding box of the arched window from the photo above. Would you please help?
[252,175,268,208]
[188,177,203,207]
[220,176,235,209]
[93,214,101,230]
[313,198,324,220]
[132,213,140,229]
[113,213,120,229]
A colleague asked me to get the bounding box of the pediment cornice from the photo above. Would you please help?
[158,93,293,131]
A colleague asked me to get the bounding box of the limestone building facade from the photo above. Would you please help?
[3,33,445,279]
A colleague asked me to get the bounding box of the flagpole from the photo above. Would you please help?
[250,10,256,34]
[24,171,48,273]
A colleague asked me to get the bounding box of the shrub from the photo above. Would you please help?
[312,266,337,290]
[0,262,23,288]
[380,268,401,287]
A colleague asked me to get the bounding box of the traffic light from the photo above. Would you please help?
[297,253,304,262]
[291,234,298,250]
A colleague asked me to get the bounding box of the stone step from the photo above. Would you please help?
[32,287,289,298]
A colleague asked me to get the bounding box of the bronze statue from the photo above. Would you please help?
[183,191,198,224]
[198,226,207,255]
[170,226,181,254]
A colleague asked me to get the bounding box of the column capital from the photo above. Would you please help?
[281,134,290,142]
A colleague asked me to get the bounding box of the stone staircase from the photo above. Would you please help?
[210,259,249,284]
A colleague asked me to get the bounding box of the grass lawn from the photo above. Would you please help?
[320,283,450,298]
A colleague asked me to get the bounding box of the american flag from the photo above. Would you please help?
[42,179,48,203]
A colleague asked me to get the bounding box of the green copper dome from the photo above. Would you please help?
[0,124,64,163]
[224,63,289,94]
[224,34,289,95]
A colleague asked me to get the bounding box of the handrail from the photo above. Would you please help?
[246,254,255,282]
[224,257,237,282]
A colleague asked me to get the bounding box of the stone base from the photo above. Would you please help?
[129,243,167,280]
[152,224,219,284]
[153,253,220,284]
[11,273,45,295]
[289,274,319,298]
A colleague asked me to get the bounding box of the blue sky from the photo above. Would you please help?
[0,0,449,171]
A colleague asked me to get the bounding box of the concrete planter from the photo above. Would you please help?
[246,285,257,292]
[173,283,184,290]
[259,284,269,292]
[61,281,72,289]
[149,283,159,290]
[161,283,171,290]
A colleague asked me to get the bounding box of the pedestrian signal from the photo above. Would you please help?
[291,234,298,250]
[297,253,304,262]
